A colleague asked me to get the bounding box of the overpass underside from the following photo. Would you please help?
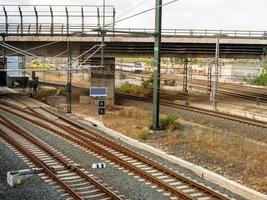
[3,40,266,59]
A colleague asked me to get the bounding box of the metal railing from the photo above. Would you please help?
[0,5,115,36]
[1,24,267,39]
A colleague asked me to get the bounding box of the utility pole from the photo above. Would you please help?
[67,39,72,113]
[101,0,105,67]
[211,36,220,111]
[152,0,162,130]
[1,33,7,86]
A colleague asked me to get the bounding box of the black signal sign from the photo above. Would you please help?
[98,100,105,108]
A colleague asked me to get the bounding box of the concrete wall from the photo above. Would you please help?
[231,63,261,80]
[203,62,261,81]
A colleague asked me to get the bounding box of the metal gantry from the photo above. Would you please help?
[207,65,212,94]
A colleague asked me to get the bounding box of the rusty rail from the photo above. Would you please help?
[0,101,229,199]
[116,93,267,129]
[0,113,123,200]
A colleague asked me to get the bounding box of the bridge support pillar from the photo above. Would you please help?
[90,57,115,106]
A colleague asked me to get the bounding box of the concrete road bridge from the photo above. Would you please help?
[1,5,267,105]
[0,5,267,59]
[1,28,267,59]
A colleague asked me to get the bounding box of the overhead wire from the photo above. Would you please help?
[79,45,103,66]
[105,0,154,25]
[6,40,60,56]
[99,0,179,29]
[1,0,179,71]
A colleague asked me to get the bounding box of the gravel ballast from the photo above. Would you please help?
[47,108,248,200]
[0,138,62,200]
[1,111,171,200]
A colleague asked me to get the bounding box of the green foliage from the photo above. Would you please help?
[252,59,267,86]
[116,82,134,94]
[56,87,67,96]
[159,115,182,131]
[253,72,267,86]
[138,129,149,140]
[141,74,154,90]
[116,81,152,97]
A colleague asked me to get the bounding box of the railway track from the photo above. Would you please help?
[116,93,267,129]
[124,72,267,103]
[0,114,123,200]
[0,98,231,200]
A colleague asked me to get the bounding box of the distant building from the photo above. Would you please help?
[204,60,261,81]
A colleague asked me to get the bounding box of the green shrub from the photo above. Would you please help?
[55,87,67,96]
[116,82,134,94]
[138,129,149,140]
[116,81,152,97]
[253,58,267,86]
[141,74,154,90]
[159,115,182,131]
[253,72,267,86]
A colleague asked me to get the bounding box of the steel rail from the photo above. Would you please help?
[131,73,267,102]
[0,101,229,199]
[0,103,194,199]
[40,107,230,200]
[0,114,123,200]
[116,93,267,129]
[0,117,82,200]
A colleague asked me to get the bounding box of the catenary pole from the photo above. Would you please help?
[152,0,162,130]
[101,0,105,67]
[212,36,220,111]
[67,38,72,113]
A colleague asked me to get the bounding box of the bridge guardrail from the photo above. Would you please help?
[1,24,267,39]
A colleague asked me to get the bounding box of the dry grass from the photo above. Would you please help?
[70,99,267,194]
[117,107,146,118]
[161,130,267,194]
[161,134,180,146]
[103,106,151,138]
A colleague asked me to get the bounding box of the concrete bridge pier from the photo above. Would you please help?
[89,57,115,106]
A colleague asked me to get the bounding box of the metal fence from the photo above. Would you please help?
[0,5,115,36]
[1,24,267,39]
[0,5,267,39]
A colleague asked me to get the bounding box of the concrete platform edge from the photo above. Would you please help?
[83,118,267,200]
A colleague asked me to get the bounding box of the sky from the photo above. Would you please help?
[1,0,267,30]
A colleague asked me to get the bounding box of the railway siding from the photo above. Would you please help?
[0,91,266,199]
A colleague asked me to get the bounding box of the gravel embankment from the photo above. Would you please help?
[2,111,171,200]
[0,139,63,200]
